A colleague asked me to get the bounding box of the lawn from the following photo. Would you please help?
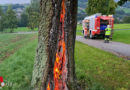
[3,27,38,33]
[113,30,130,44]
[77,24,130,44]
[0,33,129,90]
[0,33,37,62]
[75,41,130,90]
[114,24,130,29]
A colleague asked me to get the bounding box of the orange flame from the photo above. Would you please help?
[47,82,50,90]
[47,0,67,90]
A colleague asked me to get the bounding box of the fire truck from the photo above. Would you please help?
[82,13,114,39]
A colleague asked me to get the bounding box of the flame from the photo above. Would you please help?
[47,82,50,90]
[47,0,67,90]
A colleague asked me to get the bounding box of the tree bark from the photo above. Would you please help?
[31,0,77,90]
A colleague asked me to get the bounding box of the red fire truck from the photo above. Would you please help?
[82,13,114,39]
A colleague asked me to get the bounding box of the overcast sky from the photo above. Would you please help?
[0,0,31,4]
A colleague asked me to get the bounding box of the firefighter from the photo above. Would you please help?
[104,25,112,43]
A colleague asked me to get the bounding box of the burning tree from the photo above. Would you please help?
[31,0,77,90]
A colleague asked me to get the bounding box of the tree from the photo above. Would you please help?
[18,13,28,27]
[118,0,130,5]
[86,0,117,15]
[25,0,40,30]
[5,6,18,33]
[31,0,40,12]
[31,0,78,90]
[26,6,39,30]
[0,6,5,32]
[123,16,130,23]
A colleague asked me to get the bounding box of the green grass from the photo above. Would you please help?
[76,24,130,44]
[76,24,83,36]
[75,41,130,90]
[113,30,130,44]
[0,34,37,90]
[0,33,37,60]
[0,34,129,89]
[3,27,38,33]
[114,24,130,29]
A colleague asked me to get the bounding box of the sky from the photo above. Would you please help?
[0,0,31,4]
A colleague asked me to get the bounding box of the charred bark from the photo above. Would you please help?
[31,0,77,90]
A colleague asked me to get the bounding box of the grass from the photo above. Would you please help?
[76,24,130,44]
[77,24,83,36]
[0,34,129,90]
[75,41,130,90]
[0,33,37,61]
[3,27,38,33]
[0,34,37,90]
[114,24,130,29]
[113,30,130,44]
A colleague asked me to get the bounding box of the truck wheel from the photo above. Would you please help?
[90,32,94,39]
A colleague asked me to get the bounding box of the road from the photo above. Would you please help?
[76,36,130,60]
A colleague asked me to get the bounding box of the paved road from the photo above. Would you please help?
[76,36,130,60]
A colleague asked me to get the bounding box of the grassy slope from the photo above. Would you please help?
[0,34,129,89]
[77,24,130,44]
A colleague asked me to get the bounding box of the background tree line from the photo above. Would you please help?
[0,0,40,32]
[0,5,17,32]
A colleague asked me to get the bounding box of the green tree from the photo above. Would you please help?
[123,16,130,23]
[0,6,6,32]
[31,0,40,12]
[25,0,40,30]
[5,6,18,33]
[18,13,28,27]
[26,6,39,30]
[86,0,117,15]
[118,0,130,5]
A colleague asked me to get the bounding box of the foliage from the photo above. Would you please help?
[18,13,28,27]
[31,0,40,12]
[86,0,117,15]
[26,0,40,30]
[5,6,18,33]
[123,16,130,23]
[118,0,130,5]
[26,6,39,30]
[0,6,6,32]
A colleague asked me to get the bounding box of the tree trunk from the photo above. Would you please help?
[31,0,77,90]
